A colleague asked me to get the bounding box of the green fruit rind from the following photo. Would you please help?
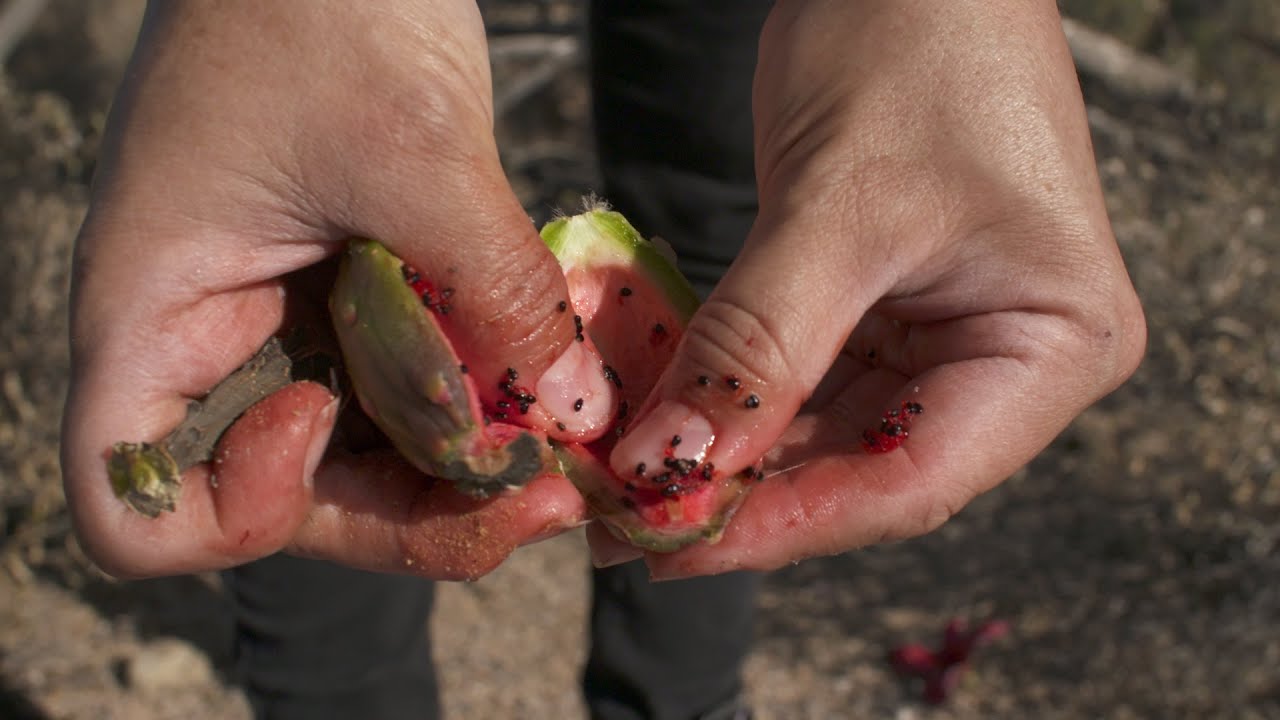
[541,207,700,322]
[553,444,750,552]
[542,206,750,552]
[330,239,549,497]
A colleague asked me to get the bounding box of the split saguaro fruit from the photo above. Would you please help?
[330,204,752,551]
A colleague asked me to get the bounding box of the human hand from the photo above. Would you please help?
[591,0,1146,577]
[61,1,616,580]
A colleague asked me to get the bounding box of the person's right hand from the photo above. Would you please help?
[61,1,615,580]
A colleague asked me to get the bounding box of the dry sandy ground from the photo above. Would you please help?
[2,2,1279,718]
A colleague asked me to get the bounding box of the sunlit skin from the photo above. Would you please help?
[61,0,1143,581]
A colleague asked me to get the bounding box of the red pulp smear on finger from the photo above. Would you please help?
[861,400,924,454]
[402,263,455,316]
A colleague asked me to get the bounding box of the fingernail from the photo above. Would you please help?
[535,340,615,435]
[302,397,339,485]
[591,543,643,569]
[608,402,715,478]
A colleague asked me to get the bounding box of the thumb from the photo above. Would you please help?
[335,139,618,441]
[607,205,894,477]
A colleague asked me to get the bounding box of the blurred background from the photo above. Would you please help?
[1,1,1277,717]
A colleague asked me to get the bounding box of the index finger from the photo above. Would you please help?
[641,312,1141,579]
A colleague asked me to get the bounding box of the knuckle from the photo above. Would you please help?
[681,296,805,394]
[880,493,962,545]
[1065,281,1148,396]
[913,494,962,538]
[471,245,569,368]
[1109,289,1149,383]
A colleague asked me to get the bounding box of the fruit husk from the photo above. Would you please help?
[329,239,551,497]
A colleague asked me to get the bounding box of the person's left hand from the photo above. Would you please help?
[587,0,1146,577]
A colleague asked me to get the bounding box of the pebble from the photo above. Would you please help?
[118,638,216,694]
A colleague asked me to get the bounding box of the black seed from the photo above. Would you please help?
[755,470,765,482]
[744,394,760,409]
[635,462,647,476]
[667,458,696,475]
[603,365,621,388]
[494,412,507,420]
[653,323,666,334]
[576,333,585,342]
[662,484,681,497]
[725,375,741,390]
[617,401,629,420]
[506,367,518,381]
[422,294,433,307]
[887,408,900,418]
[496,401,510,409]
[459,364,468,374]
[697,375,710,386]
[400,265,413,279]
[624,482,637,492]
[483,415,492,425]
[620,287,632,297]
[520,394,537,404]
[653,472,672,485]
[621,497,636,509]
[556,422,567,431]
[441,287,454,300]
[701,464,714,480]
[438,304,451,315]
[573,398,584,412]
[884,423,904,437]
[573,314,583,329]
[905,401,924,415]
[557,300,568,312]
[518,403,531,414]
[615,425,625,437]
[670,435,682,447]
[498,381,511,392]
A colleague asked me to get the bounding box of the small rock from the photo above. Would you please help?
[118,638,216,694]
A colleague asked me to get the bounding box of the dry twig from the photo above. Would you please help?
[490,34,580,117]
[1062,17,1198,103]
[107,338,293,517]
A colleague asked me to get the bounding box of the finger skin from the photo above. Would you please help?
[64,377,590,580]
[644,313,1145,580]
[90,0,611,436]
[62,1,606,579]
[585,522,643,569]
[291,455,588,581]
[609,0,1148,576]
[62,381,337,578]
